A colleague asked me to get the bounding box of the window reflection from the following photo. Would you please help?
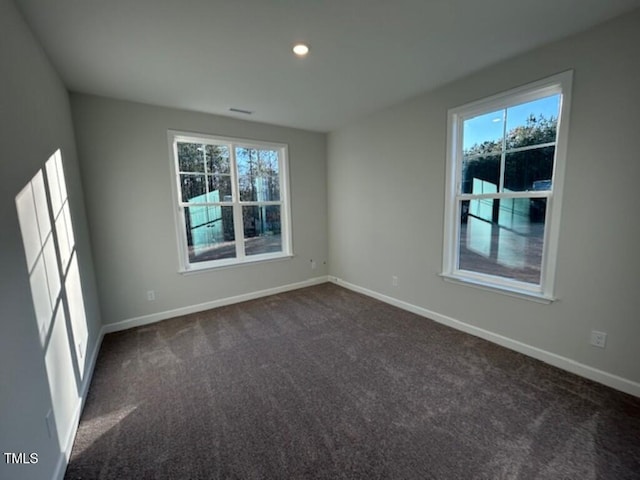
[459,198,546,284]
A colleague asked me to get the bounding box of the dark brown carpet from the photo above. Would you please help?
[65,283,640,479]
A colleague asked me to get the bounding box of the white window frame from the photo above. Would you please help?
[442,71,573,302]
[168,130,293,273]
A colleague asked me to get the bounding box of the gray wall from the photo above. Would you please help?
[327,10,640,386]
[0,0,102,478]
[70,94,328,326]
[3,5,638,479]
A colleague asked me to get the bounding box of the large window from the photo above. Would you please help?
[169,132,292,271]
[442,72,572,301]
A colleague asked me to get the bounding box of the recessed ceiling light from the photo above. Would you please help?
[293,43,309,57]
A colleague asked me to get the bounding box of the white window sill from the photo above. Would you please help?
[439,273,556,304]
[179,253,294,275]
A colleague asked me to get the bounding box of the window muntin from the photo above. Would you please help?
[443,72,572,300]
[170,132,291,271]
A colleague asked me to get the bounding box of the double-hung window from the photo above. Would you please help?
[442,72,572,301]
[169,131,292,272]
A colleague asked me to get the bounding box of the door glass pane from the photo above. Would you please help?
[458,198,546,285]
[505,95,560,149]
[242,205,282,256]
[185,206,235,263]
[504,146,554,192]
[461,154,500,194]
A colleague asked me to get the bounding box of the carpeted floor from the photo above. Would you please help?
[65,283,640,479]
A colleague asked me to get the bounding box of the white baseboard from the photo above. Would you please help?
[51,324,106,480]
[328,276,640,398]
[103,276,330,334]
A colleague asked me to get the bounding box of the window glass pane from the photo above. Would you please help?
[237,147,257,201]
[236,147,280,201]
[242,205,282,256]
[185,206,235,263]
[257,149,280,201]
[463,110,504,155]
[505,95,559,149]
[461,199,493,258]
[206,145,230,174]
[458,198,546,285]
[238,175,280,202]
[177,142,205,172]
[504,146,555,192]
[461,154,500,194]
[238,174,257,202]
[468,197,494,223]
[180,174,206,202]
[173,134,290,270]
[235,147,256,176]
[208,175,232,200]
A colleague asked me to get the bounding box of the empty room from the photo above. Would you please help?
[2,0,640,479]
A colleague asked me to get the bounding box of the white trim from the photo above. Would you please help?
[167,130,293,272]
[440,273,554,304]
[328,276,640,398]
[458,191,550,200]
[230,144,246,260]
[453,75,566,119]
[442,70,573,300]
[180,253,294,275]
[170,130,288,151]
[103,276,329,334]
[51,324,105,480]
[463,141,557,161]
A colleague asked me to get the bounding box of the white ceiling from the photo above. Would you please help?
[15,0,640,132]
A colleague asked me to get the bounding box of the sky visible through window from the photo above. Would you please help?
[463,95,560,152]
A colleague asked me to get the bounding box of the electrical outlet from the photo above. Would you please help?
[147,290,155,301]
[590,330,607,348]
[311,260,317,270]
[392,275,399,287]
